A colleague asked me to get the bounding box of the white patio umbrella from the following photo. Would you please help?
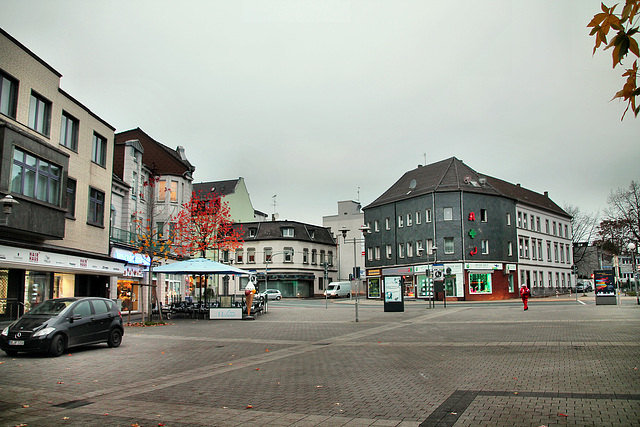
[153,257,251,275]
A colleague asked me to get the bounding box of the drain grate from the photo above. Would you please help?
[53,400,92,409]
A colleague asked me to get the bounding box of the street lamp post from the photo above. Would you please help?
[340,226,370,322]
[628,242,639,305]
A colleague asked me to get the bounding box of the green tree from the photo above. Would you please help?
[588,0,640,119]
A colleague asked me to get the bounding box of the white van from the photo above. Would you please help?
[324,281,351,298]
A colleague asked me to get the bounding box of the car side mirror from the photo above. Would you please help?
[69,314,81,323]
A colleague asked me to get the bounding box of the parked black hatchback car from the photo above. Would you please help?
[0,297,124,357]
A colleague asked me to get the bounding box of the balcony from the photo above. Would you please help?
[110,226,140,246]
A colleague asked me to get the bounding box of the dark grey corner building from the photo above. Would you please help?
[363,157,573,301]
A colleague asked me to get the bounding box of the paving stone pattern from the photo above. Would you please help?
[0,297,638,426]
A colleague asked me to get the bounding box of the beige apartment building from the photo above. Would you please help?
[0,28,122,320]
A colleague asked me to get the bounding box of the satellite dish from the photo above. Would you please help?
[409,179,417,190]
[274,213,279,219]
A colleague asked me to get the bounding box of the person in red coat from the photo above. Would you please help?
[520,284,531,310]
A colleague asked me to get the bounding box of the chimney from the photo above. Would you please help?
[176,145,187,160]
[544,191,549,197]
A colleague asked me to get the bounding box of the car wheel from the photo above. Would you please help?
[48,334,66,357]
[276,296,281,300]
[4,350,18,356]
[107,328,122,348]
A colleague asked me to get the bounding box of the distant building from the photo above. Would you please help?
[193,178,267,223]
[230,220,337,297]
[363,157,573,301]
[0,28,122,319]
[322,200,365,281]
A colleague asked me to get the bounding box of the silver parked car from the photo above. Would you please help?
[260,289,282,300]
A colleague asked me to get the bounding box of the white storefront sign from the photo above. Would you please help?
[0,244,124,276]
[209,308,243,319]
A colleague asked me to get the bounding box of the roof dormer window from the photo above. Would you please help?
[282,227,294,237]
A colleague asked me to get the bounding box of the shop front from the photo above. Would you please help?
[464,262,516,301]
[111,248,149,313]
[0,244,124,320]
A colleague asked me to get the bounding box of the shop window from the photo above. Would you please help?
[469,273,492,294]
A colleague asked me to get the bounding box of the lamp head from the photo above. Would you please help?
[340,229,349,239]
[629,242,637,251]
[1,195,18,215]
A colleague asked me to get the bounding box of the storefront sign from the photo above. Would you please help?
[505,264,517,272]
[209,308,243,319]
[382,266,413,275]
[464,262,502,270]
[367,269,381,276]
[0,245,124,275]
[112,248,150,267]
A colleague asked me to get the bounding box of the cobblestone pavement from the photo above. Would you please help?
[0,296,639,426]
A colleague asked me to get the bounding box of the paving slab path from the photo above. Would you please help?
[0,296,638,426]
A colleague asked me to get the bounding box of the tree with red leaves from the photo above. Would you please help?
[171,191,244,301]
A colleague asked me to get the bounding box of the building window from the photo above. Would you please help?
[523,214,528,229]
[560,243,565,263]
[65,177,76,218]
[385,217,390,230]
[547,241,552,260]
[303,248,309,264]
[536,217,541,231]
[398,215,404,228]
[524,238,529,258]
[564,224,569,239]
[284,247,294,263]
[416,211,421,224]
[264,247,272,263]
[531,239,537,260]
[508,241,513,256]
[566,246,570,264]
[131,171,138,200]
[247,248,256,263]
[386,244,392,259]
[28,91,51,136]
[519,238,524,258]
[374,220,379,232]
[11,148,61,205]
[311,249,317,264]
[282,228,294,237]
[554,243,559,262]
[481,240,489,254]
[367,247,373,261]
[426,209,432,223]
[236,249,243,263]
[444,237,454,254]
[398,244,404,258]
[444,207,453,221]
[88,187,105,226]
[530,215,534,230]
[427,239,434,254]
[517,212,522,227]
[506,213,511,226]
[480,209,488,222]
[170,181,178,203]
[328,251,333,266]
[375,246,381,260]
[156,222,164,238]
[416,240,424,256]
[0,71,18,119]
[552,221,557,235]
[91,132,107,166]
[407,213,412,226]
[407,242,414,257]
[538,241,543,261]
[469,273,492,294]
[60,111,79,151]
[249,228,257,237]
[157,180,167,202]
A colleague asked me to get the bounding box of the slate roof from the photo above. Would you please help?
[365,157,569,218]
[233,221,336,245]
[193,179,239,198]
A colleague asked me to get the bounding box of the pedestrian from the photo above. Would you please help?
[520,284,531,311]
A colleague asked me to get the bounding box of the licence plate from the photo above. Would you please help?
[9,340,25,346]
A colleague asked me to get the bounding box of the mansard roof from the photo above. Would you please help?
[365,157,569,218]
[234,221,336,245]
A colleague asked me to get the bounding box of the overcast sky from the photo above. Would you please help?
[2,0,637,226]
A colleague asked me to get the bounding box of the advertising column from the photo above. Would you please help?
[383,276,404,312]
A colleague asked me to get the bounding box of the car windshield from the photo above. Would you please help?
[29,300,74,315]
